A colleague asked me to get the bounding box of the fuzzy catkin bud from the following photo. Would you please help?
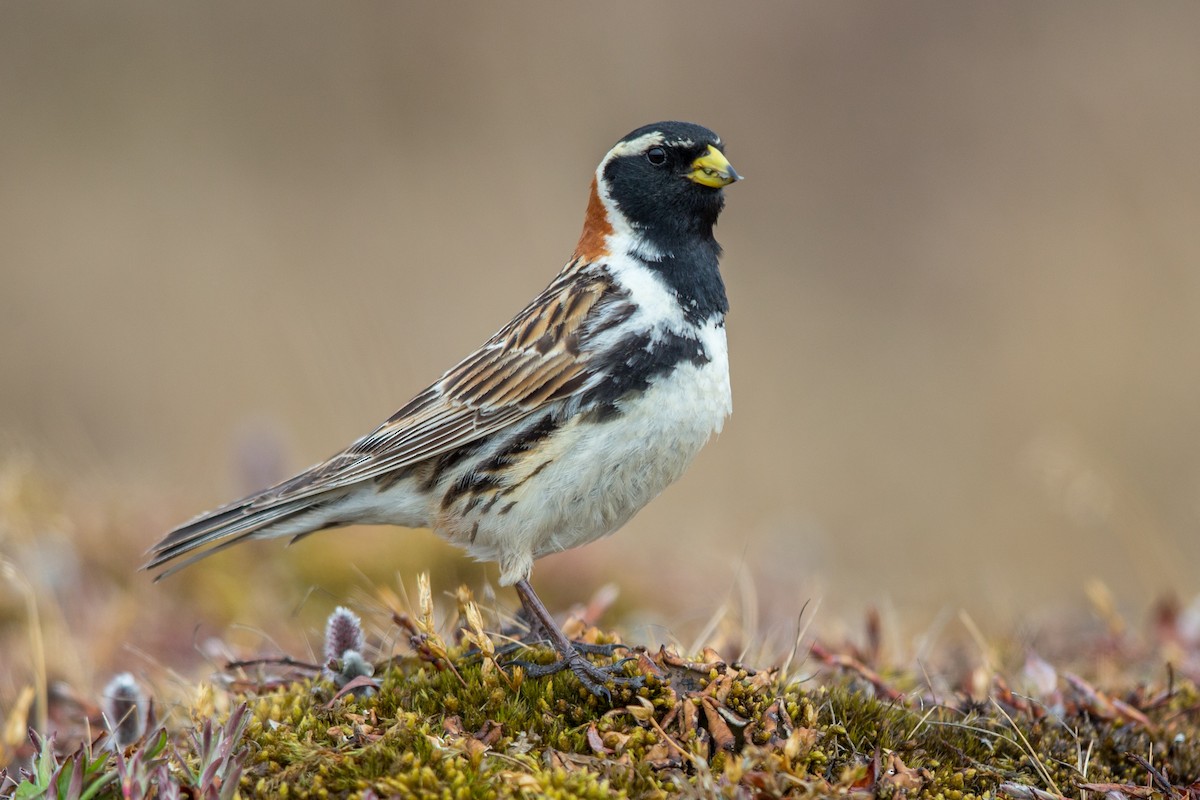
[324,606,365,661]
[324,606,367,683]
[333,650,375,691]
[102,672,146,747]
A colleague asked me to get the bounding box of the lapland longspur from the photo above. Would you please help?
[147,121,741,699]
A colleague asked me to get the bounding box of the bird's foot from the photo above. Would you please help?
[464,629,629,662]
[505,577,644,702]
[506,649,644,702]
[571,640,631,657]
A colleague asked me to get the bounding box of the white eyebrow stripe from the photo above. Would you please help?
[605,131,666,159]
[593,132,667,260]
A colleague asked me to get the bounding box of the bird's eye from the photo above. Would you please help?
[646,147,667,166]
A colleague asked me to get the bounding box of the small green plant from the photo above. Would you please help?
[174,704,250,800]
[110,727,173,800]
[3,730,115,800]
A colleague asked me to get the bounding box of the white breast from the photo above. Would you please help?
[467,315,731,584]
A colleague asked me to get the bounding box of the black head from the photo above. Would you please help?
[600,121,740,253]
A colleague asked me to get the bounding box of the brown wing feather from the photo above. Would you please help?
[146,261,632,574]
[255,262,619,503]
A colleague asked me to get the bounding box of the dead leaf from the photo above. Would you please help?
[700,696,736,753]
[1076,784,1158,799]
[474,720,503,747]
[585,724,611,755]
[643,740,681,769]
[879,753,926,795]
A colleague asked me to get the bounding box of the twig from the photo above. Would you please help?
[809,641,903,702]
[1127,753,1182,800]
[224,655,323,672]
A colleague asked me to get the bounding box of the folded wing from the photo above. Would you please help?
[146,263,627,576]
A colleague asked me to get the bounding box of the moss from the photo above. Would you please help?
[240,650,669,799]
[216,638,1200,799]
[48,579,1199,800]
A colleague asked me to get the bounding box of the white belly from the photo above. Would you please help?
[467,319,731,584]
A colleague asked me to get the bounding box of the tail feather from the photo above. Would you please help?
[144,488,343,579]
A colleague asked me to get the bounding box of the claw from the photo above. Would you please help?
[502,650,645,700]
[562,653,643,702]
[504,657,570,678]
[508,578,647,703]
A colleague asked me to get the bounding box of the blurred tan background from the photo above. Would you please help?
[3,2,1200,651]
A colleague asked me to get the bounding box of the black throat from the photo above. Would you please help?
[600,147,732,324]
[631,233,729,325]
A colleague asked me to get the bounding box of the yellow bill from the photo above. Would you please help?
[688,145,742,188]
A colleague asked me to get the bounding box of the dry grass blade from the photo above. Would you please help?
[0,557,48,736]
[991,697,1061,796]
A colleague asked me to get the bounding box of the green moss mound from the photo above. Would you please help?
[7,580,1200,799]
[228,640,1200,799]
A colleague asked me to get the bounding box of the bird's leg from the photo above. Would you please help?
[506,578,643,702]
[505,600,629,656]
[464,609,625,664]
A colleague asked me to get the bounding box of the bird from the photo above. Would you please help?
[146,121,741,699]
